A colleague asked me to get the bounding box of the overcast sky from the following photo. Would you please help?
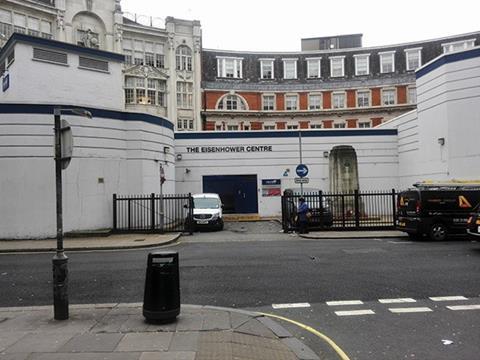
[121,0,480,52]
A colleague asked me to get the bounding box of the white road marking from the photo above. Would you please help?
[447,305,480,311]
[272,303,311,309]
[389,307,433,313]
[379,298,417,304]
[429,296,468,302]
[326,300,364,306]
[335,309,375,316]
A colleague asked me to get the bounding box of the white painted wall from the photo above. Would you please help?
[174,130,399,217]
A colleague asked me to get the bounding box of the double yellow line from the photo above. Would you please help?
[260,312,351,360]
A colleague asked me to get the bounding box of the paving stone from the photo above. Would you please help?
[282,337,319,360]
[119,315,149,332]
[202,310,230,330]
[0,331,28,352]
[168,331,199,351]
[234,318,277,339]
[145,319,178,333]
[195,342,233,360]
[91,314,129,333]
[0,313,44,332]
[198,330,233,344]
[0,353,31,360]
[29,353,142,360]
[139,351,195,360]
[232,343,297,360]
[59,333,124,353]
[229,311,252,329]
[175,312,203,331]
[5,332,74,353]
[36,317,98,334]
[116,333,173,352]
[231,332,288,351]
[258,316,292,338]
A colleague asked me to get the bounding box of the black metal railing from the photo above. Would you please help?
[282,189,397,232]
[113,193,193,233]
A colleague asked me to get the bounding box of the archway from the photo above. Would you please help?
[329,145,359,193]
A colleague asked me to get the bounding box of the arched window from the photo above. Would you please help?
[176,45,192,71]
[217,95,247,111]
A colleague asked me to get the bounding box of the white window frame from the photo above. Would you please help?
[356,90,371,107]
[263,124,276,130]
[405,47,422,71]
[216,94,248,111]
[333,122,346,129]
[310,123,322,129]
[306,57,321,78]
[407,86,417,104]
[379,51,395,73]
[286,124,299,130]
[354,54,370,76]
[217,56,243,78]
[358,121,371,128]
[332,91,346,109]
[382,88,396,106]
[330,56,345,77]
[176,81,193,109]
[442,39,476,53]
[262,94,276,111]
[177,118,194,131]
[285,94,298,110]
[260,58,274,79]
[308,93,322,110]
[283,58,298,79]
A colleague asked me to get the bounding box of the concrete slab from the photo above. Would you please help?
[234,318,277,339]
[115,333,173,352]
[168,332,199,352]
[202,310,231,330]
[59,333,124,353]
[139,352,195,360]
[4,332,74,353]
[29,353,142,360]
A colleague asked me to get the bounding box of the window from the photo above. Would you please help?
[283,59,297,79]
[358,121,371,128]
[123,39,165,68]
[227,124,239,131]
[310,123,322,129]
[262,94,275,111]
[330,56,345,77]
[408,86,417,104]
[287,124,298,130]
[176,82,193,109]
[382,88,396,105]
[285,95,298,110]
[177,118,194,131]
[354,54,369,75]
[217,57,243,78]
[124,76,166,106]
[334,122,346,128]
[356,90,370,107]
[13,13,26,34]
[332,92,345,109]
[308,93,322,110]
[215,124,223,131]
[264,124,275,130]
[0,9,51,39]
[217,95,247,110]
[307,58,321,78]
[442,39,475,53]
[260,59,274,79]
[405,48,422,71]
[27,17,39,37]
[176,45,192,71]
[379,51,395,73]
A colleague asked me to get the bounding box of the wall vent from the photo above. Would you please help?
[33,48,68,65]
[79,56,109,72]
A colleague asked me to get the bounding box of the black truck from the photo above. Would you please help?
[396,183,480,241]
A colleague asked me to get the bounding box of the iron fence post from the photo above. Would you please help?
[113,194,117,231]
[188,193,194,234]
[391,188,397,228]
[151,193,155,231]
[319,190,323,228]
[354,190,360,229]
[128,198,131,231]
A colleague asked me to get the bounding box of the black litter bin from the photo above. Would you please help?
[143,251,180,322]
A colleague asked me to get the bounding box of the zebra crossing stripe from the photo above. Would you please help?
[389,307,433,313]
[447,305,480,311]
[327,300,363,306]
[429,296,468,302]
[272,303,311,309]
[378,298,416,304]
[335,309,375,316]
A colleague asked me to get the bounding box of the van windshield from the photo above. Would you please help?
[398,191,419,210]
[194,197,220,209]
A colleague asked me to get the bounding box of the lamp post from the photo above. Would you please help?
[52,106,92,321]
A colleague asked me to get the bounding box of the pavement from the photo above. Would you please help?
[0,303,320,360]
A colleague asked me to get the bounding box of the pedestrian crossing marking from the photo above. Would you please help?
[379,298,416,304]
[389,307,433,313]
[429,296,468,302]
[327,300,363,306]
[335,310,375,316]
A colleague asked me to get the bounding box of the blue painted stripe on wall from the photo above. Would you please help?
[416,47,480,79]
[0,33,125,62]
[175,129,397,140]
[0,103,174,130]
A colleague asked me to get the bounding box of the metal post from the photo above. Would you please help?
[52,107,68,320]
[159,164,164,232]
[113,194,117,231]
[298,130,303,195]
[391,188,397,228]
[354,189,360,229]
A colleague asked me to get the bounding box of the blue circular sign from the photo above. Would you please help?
[296,164,309,178]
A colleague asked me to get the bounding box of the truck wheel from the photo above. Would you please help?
[429,223,447,241]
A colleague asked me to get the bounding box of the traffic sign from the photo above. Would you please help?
[294,177,309,184]
[296,164,309,178]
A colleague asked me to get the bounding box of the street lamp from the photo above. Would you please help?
[52,106,92,321]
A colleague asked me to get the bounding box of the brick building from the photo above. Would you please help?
[201,32,480,131]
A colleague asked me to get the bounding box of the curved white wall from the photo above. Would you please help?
[0,105,175,239]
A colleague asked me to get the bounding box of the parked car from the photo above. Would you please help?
[466,210,480,238]
[186,193,224,231]
[283,188,333,229]
[396,183,480,241]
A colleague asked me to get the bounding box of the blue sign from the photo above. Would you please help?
[2,74,9,92]
[296,164,309,178]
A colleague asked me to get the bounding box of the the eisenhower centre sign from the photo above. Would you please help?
[186,145,273,153]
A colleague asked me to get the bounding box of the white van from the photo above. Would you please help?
[190,193,224,230]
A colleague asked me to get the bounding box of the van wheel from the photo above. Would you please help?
[429,223,447,241]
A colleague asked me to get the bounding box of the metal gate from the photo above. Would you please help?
[281,189,397,232]
[113,193,193,233]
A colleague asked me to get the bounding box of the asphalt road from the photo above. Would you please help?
[1,221,479,359]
